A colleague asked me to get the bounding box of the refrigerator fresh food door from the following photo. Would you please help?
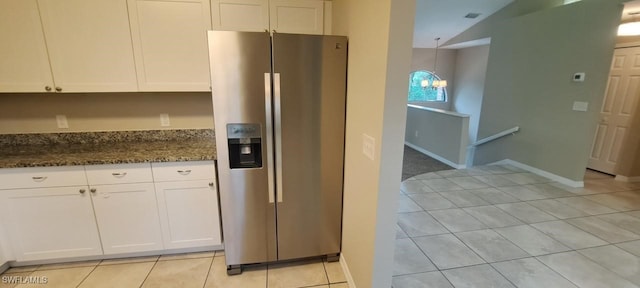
[208,31,277,266]
[272,33,347,260]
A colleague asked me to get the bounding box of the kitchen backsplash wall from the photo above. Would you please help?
[0,92,214,134]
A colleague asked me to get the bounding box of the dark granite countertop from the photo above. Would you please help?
[0,130,216,168]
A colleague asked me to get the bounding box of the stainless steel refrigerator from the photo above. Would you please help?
[207,31,347,275]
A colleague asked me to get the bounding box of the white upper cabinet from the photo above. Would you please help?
[211,0,269,32]
[212,0,328,35]
[270,0,324,35]
[128,0,213,92]
[38,0,138,92]
[0,0,54,93]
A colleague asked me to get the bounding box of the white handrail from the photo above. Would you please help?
[471,126,520,147]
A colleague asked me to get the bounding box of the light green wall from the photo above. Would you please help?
[474,0,622,181]
[452,45,490,142]
[405,106,469,165]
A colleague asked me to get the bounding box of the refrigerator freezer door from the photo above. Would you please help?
[208,31,277,266]
[272,33,347,260]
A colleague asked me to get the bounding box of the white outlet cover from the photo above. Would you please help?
[572,101,589,112]
[362,133,375,160]
[56,115,69,129]
[160,113,170,127]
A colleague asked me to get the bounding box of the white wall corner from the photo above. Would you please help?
[340,254,356,288]
[491,159,584,188]
[466,146,475,168]
[615,175,640,182]
[405,142,467,169]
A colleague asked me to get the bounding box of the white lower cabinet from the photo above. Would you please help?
[0,161,220,263]
[0,186,103,262]
[90,183,164,254]
[155,180,221,249]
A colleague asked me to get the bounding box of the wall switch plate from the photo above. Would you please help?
[362,133,375,160]
[160,113,170,127]
[56,115,69,129]
[572,101,589,112]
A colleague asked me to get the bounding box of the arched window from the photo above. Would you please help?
[408,70,447,102]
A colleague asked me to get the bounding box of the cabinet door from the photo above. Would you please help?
[37,0,138,92]
[211,0,269,32]
[0,186,102,261]
[90,183,163,254]
[129,0,212,91]
[0,0,54,93]
[270,0,324,35]
[155,180,221,249]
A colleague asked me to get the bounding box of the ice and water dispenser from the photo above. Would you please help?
[227,124,262,169]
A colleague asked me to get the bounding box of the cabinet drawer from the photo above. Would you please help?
[85,163,153,185]
[0,166,87,190]
[152,161,215,182]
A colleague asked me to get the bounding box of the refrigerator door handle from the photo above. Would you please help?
[265,73,275,204]
[274,73,283,203]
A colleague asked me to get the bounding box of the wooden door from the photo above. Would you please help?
[589,47,640,174]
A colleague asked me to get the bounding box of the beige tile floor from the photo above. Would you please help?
[0,251,349,288]
[394,165,640,288]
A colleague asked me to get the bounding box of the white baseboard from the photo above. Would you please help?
[615,175,640,182]
[8,245,224,267]
[405,142,466,169]
[340,254,356,288]
[492,159,584,188]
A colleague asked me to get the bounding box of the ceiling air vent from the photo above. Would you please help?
[464,13,481,19]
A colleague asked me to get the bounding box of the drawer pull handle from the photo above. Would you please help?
[112,172,127,177]
[208,182,214,187]
[31,176,48,182]
[79,189,86,194]
[177,170,192,175]
[90,188,97,193]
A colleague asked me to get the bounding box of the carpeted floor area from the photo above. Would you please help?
[402,145,453,180]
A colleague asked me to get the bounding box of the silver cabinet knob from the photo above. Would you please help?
[79,189,86,194]
[55,87,62,92]
[45,86,52,92]
[90,188,97,193]
[208,182,214,187]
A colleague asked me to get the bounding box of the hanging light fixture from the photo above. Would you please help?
[423,37,448,89]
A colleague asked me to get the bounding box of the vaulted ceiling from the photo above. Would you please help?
[413,0,514,48]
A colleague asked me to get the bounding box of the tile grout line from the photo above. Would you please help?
[201,256,215,288]
[74,262,100,288]
[137,258,159,288]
